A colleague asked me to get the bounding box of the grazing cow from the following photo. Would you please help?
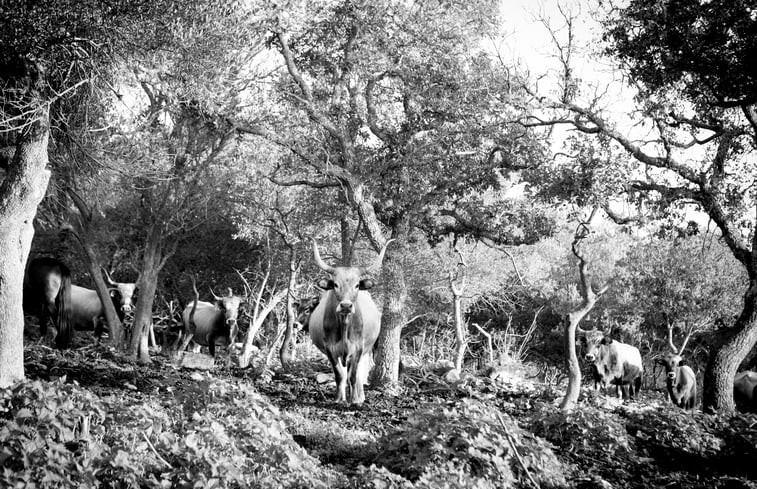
[734,371,757,413]
[580,329,643,400]
[309,238,392,405]
[656,325,697,410]
[24,257,73,348]
[178,278,243,357]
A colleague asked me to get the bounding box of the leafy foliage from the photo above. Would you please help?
[604,0,757,106]
[527,401,632,463]
[0,379,109,488]
[372,399,569,488]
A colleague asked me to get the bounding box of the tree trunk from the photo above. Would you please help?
[79,241,123,346]
[128,226,163,363]
[370,217,409,389]
[279,251,298,367]
[452,292,466,372]
[67,190,123,345]
[703,282,757,413]
[0,104,51,387]
[560,209,606,411]
[560,311,584,411]
[239,288,287,368]
[340,215,353,265]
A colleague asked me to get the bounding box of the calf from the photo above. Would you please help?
[580,329,643,400]
[734,371,757,413]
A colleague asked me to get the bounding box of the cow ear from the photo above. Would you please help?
[109,289,117,297]
[317,279,334,290]
[601,336,613,345]
[678,358,687,366]
[359,279,375,290]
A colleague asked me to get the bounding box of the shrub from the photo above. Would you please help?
[0,379,110,488]
[372,399,569,488]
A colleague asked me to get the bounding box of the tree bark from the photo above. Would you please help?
[128,224,163,363]
[449,250,467,372]
[0,103,51,386]
[560,209,607,411]
[703,282,757,413]
[279,250,298,367]
[239,288,287,368]
[67,190,123,345]
[370,217,409,389]
[80,241,123,346]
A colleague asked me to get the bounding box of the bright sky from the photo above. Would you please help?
[492,1,724,230]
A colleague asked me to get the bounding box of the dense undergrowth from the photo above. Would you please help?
[2,344,756,488]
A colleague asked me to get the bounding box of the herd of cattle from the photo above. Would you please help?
[20,242,757,410]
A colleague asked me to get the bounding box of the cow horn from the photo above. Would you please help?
[209,286,222,301]
[359,239,395,277]
[102,267,118,287]
[312,239,336,274]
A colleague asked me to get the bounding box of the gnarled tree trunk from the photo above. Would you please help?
[703,280,757,413]
[128,224,165,363]
[279,250,298,367]
[370,217,409,390]
[0,86,51,386]
[561,209,608,411]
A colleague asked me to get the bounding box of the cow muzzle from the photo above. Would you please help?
[667,372,676,380]
[584,353,595,362]
[337,301,354,315]
[226,318,238,326]
[121,305,133,314]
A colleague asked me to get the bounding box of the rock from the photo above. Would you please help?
[444,368,461,383]
[315,372,333,384]
[178,352,215,370]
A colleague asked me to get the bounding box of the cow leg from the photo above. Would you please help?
[148,324,161,353]
[207,333,217,357]
[332,354,348,403]
[94,318,105,345]
[177,332,195,354]
[351,351,371,405]
[348,353,360,405]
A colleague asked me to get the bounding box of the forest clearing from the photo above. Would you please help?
[2,0,757,487]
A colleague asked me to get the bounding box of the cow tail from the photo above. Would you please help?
[188,277,199,334]
[55,263,73,349]
[634,375,642,396]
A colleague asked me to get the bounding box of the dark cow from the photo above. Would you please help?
[178,278,243,357]
[24,258,138,346]
[309,238,392,405]
[24,257,73,348]
[580,329,643,400]
[656,326,696,410]
[734,371,757,413]
[69,270,138,342]
[294,296,320,334]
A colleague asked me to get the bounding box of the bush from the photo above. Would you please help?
[527,402,632,462]
[0,375,340,488]
[0,379,111,488]
[372,399,569,488]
